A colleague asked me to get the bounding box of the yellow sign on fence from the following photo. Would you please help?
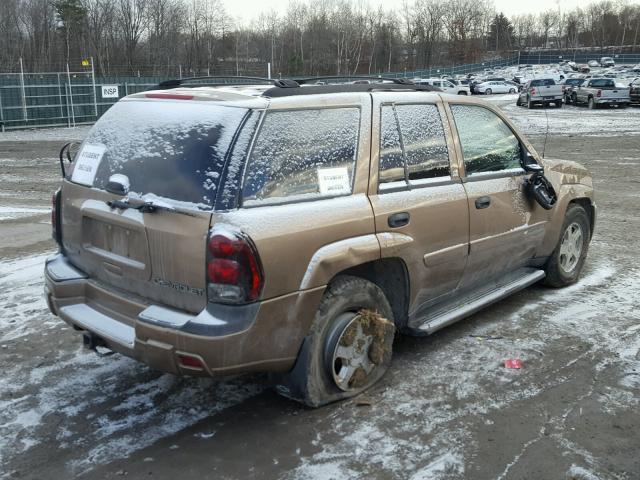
[81,59,90,67]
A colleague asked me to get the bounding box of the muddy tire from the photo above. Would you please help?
[273,275,395,407]
[544,204,591,288]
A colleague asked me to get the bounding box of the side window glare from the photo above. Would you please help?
[242,108,360,205]
[450,105,521,175]
[379,104,450,186]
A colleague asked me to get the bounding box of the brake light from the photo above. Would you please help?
[597,90,602,97]
[206,231,263,304]
[51,189,62,246]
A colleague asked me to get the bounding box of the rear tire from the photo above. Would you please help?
[544,204,591,288]
[273,276,395,407]
[458,91,468,95]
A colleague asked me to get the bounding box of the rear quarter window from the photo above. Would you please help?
[242,107,360,206]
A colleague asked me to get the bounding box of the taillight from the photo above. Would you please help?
[206,231,263,304]
[51,189,62,246]
[597,90,602,97]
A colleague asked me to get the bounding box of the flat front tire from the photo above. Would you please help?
[273,275,395,407]
[544,204,591,287]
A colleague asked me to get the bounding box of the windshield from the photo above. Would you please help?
[71,100,248,207]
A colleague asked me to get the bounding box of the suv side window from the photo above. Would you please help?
[379,104,450,186]
[242,108,360,205]
[450,105,521,175]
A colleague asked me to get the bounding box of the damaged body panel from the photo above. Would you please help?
[44,81,595,405]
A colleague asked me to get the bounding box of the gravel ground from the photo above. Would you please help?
[0,98,639,480]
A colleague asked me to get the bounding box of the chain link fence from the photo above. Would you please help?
[2,50,638,131]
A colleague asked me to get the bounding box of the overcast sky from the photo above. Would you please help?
[223,0,586,24]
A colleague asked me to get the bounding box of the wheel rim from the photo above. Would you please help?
[486,89,491,94]
[558,222,584,274]
[327,312,391,392]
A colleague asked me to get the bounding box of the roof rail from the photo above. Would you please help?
[262,83,438,98]
[297,76,414,85]
[157,76,299,89]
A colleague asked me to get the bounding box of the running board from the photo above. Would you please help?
[415,268,545,334]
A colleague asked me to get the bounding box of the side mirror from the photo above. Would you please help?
[524,163,544,174]
[106,174,130,196]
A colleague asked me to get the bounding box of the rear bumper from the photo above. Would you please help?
[594,98,629,104]
[45,254,324,376]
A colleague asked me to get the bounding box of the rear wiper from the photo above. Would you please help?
[106,199,199,217]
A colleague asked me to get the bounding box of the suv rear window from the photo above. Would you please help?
[71,100,248,207]
[242,108,360,205]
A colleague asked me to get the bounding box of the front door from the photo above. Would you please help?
[446,102,544,289]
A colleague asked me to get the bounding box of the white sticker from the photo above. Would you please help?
[71,144,106,186]
[317,167,351,196]
[101,85,119,98]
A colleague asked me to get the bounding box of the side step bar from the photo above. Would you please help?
[416,269,545,334]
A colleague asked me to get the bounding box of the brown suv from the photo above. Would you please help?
[45,77,595,407]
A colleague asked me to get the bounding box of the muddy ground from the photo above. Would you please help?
[0,99,639,479]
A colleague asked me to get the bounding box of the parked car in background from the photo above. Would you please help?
[44,78,596,407]
[630,78,640,104]
[517,78,564,108]
[574,78,630,109]
[416,78,470,95]
[475,81,517,94]
[561,78,586,104]
[600,57,615,68]
[588,60,600,68]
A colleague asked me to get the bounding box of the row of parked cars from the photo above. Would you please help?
[515,76,640,109]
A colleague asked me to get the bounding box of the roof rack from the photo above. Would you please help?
[262,83,438,98]
[297,76,414,85]
[157,76,299,89]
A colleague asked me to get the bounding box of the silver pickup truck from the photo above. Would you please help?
[516,78,564,109]
[574,78,630,109]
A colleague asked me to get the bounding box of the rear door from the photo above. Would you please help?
[61,98,251,312]
[445,101,546,288]
[369,92,470,313]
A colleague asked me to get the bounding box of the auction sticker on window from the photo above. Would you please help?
[71,144,106,186]
[318,167,351,196]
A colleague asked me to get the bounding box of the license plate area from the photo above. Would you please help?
[544,96,554,100]
[82,216,150,278]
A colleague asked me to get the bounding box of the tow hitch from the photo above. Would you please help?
[82,332,115,357]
